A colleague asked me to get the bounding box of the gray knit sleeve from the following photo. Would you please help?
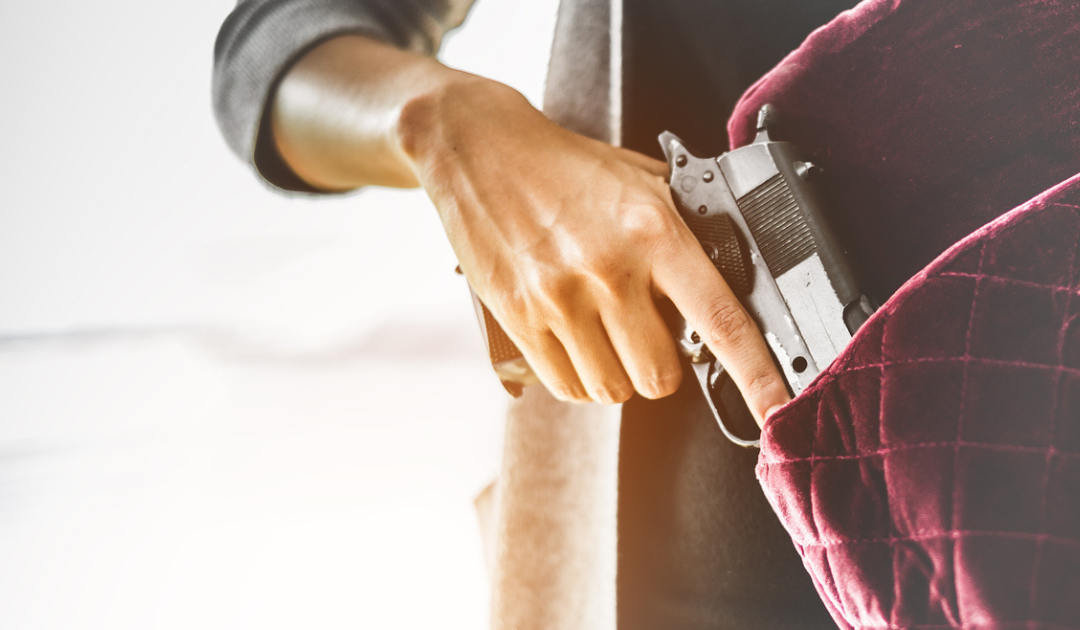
[212,0,475,192]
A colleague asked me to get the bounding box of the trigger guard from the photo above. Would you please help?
[691,361,762,449]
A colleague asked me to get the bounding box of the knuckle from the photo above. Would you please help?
[744,368,781,399]
[701,300,755,348]
[623,202,668,235]
[586,255,632,296]
[532,271,580,311]
[567,243,637,301]
[497,313,542,348]
[625,203,682,250]
[485,282,535,327]
[496,292,531,329]
[583,247,620,275]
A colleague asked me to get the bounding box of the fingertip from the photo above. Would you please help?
[637,370,683,400]
[553,392,593,404]
[764,402,787,421]
[759,394,791,429]
[544,379,591,404]
[589,382,634,405]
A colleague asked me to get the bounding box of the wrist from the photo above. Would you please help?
[395,75,532,175]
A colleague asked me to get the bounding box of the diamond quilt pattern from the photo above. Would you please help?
[722,0,1080,626]
[757,177,1080,629]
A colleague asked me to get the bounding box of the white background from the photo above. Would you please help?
[0,1,557,628]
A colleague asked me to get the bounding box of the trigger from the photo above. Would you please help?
[709,365,761,446]
[690,360,761,448]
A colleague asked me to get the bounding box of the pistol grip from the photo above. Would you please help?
[467,283,535,397]
[660,104,876,448]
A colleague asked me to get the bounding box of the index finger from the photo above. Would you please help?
[652,240,790,426]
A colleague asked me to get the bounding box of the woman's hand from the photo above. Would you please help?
[271,34,788,424]
[399,78,788,422]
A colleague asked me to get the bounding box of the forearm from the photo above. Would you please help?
[272,34,623,626]
[269,34,493,191]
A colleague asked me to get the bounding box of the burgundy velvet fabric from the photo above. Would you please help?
[729,0,1080,301]
[724,1,1080,627]
[757,178,1080,628]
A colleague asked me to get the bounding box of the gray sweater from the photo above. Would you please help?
[212,0,616,191]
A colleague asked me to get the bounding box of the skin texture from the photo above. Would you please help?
[270,34,791,628]
[272,35,789,420]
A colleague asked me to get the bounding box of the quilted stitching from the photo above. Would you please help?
[758,176,1080,629]
[720,0,1080,625]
